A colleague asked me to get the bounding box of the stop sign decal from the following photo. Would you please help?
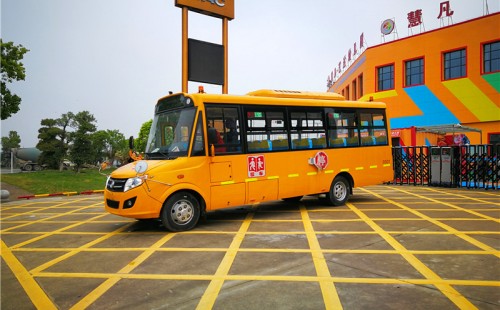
[312,151,328,170]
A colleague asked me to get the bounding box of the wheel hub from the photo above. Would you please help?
[334,183,347,200]
[171,200,194,225]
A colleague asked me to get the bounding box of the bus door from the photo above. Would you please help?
[205,105,246,210]
[244,108,283,203]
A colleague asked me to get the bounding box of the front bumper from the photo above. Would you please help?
[104,186,163,219]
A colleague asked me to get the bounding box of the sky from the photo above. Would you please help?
[1,0,498,147]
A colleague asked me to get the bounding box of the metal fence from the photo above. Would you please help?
[392,145,499,189]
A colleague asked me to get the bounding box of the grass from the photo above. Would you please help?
[1,168,112,195]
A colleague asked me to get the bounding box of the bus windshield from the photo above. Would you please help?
[145,107,196,159]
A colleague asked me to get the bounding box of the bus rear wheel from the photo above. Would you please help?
[327,176,350,206]
[161,192,200,232]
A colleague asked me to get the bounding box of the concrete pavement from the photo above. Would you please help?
[1,185,499,309]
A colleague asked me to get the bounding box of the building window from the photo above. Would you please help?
[443,49,466,80]
[405,58,424,87]
[484,41,500,74]
[358,74,363,98]
[352,79,357,100]
[377,64,394,91]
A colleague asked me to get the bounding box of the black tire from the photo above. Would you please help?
[33,165,42,171]
[327,176,350,206]
[24,164,33,171]
[161,192,201,232]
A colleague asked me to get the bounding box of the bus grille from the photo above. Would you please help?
[106,178,127,192]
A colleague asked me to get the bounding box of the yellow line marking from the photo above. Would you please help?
[71,233,176,309]
[324,170,334,174]
[419,187,500,206]
[349,197,478,309]
[30,221,135,275]
[307,172,318,176]
[340,168,349,172]
[32,272,500,286]
[369,165,378,169]
[300,206,342,309]
[383,164,391,167]
[245,178,257,182]
[196,212,253,309]
[288,173,299,178]
[355,167,364,170]
[267,176,279,180]
[220,181,235,185]
[384,187,500,254]
[16,246,498,255]
[1,199,95,230]
[1,241,57,310]
[11,213,108,249]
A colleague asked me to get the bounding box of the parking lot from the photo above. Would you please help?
[1,185,499,309]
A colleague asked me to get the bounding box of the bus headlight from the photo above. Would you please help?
[124,177,144,192]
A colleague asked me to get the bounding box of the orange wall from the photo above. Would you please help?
[330,13,500,145]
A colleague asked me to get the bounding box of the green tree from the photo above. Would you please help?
[37,119,66,169]
[69,111,97,172]
[1,130,21,151]
[1,40,29,120]
[91,129,127,166]
[36,112,74,170]
[91,130,108,164]
[1,130,21,167]
[135,119,152,152]
[106,129,127,163]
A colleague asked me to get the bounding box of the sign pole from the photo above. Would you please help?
[182,7,188,93]
[222,17,228,94]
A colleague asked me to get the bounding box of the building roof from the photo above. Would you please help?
[414,124,482,135]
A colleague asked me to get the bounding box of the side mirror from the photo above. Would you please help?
[129,136,135,149]
[135,160,148,174]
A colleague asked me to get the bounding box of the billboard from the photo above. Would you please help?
[188,38,224,85]
[175,0,234,20]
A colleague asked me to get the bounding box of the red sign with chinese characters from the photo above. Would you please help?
[407,9,423,28]
[312,151,328,170]
[437,1,454,19]
[247,155,265,177]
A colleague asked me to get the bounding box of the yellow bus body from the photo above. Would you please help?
[104,90,393,230]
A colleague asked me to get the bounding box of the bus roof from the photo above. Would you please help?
[247,89,345,100]
[161,90,386,109]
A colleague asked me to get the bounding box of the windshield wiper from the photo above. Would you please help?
[145,149,178,160]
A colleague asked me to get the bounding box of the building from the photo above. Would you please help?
[328,11,500,147]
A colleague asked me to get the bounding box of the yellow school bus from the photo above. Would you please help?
[104,89,393,231]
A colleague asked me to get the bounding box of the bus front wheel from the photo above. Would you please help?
[161,192,200,232]
[327,176,350,206]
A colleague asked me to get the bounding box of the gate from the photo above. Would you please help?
[392,145,499,189]
[392,146,429,186]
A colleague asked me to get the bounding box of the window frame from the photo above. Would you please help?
[442,47,467,81]
[404,56,425,87]
[376,63,395,92]
[482,40,500,75]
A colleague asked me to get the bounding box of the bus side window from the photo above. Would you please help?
[245,108,286,153]
[206,105,241,155]
[290,109,325,149]
[326,109,358,148]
